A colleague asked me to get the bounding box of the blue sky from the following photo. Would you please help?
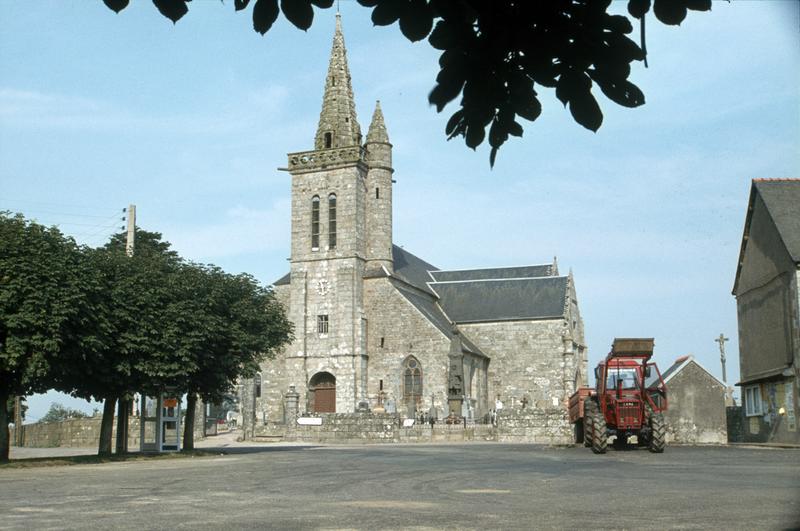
[2,1,798,421]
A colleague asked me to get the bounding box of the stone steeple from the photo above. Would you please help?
[314,14,362,151]
[365,99,394,271]
[366,100,389,144]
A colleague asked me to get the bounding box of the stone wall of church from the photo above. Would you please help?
[256,284,291,424]
[363,278,451,417]
[460,319,579,414]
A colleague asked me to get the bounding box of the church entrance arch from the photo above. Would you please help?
[309,372,336,413]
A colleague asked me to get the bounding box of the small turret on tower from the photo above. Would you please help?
[315,14,362,151]
[365,100,394,271]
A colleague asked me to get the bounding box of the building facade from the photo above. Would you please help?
[660,355,727,444]
[242,16,586,435]
[733,178,800,444]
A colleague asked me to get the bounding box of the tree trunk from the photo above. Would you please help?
[115,398,129,455]
[0,390,10,463]
[183,393,196,451]
[98,396,117,457]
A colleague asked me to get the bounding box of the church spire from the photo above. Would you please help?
[366,100,389,144]
[315,14,362,151]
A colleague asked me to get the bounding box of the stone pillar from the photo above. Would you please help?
[284,386,300,424]
[447,328,465,424]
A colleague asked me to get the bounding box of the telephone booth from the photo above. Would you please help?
[140,391,181,453]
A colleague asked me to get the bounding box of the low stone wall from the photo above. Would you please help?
[254,409,572,444]
[285,413,398,443]
[665,418,727,445]
[495,409,572,444]
[11,417,141,449]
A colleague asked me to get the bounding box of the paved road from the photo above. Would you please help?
[2,442,798,530]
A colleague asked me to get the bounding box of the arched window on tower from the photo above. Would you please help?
[324,132,332,148]
[328,193,337,249]
[403,356,422,413]
[311,196,320,250]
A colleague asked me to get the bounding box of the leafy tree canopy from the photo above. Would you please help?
[102,0,711,166]
[0,212,92,460]
[39,402,89,424]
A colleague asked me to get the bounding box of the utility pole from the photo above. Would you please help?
[116,204,135,454]
[715,333,729,384]
[125,204,135,257]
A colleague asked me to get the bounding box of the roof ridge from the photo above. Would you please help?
[429,275,567,284]
[663,355,726,387]
[434,263,553,273]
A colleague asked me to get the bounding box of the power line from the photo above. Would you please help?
[0,197,120,214]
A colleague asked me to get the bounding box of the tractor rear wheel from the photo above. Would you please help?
[582,401,597,447]
[648,412,666,453]
[587,404,607,454]
[583,415,593,447]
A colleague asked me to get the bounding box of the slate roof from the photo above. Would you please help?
[430,264,553,282]
[754,179,800,262]
[392,244,438,295]
[272,245,566,334]
[733,178,800,293]
[273,272,291,286]
[430,276,569,323]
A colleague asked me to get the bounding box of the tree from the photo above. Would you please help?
[5,396,27,422]
[102,0,711,166]
[0,213,91,462]
[39,402,89,424]
[55,229,186,456]
[164,262,292,450]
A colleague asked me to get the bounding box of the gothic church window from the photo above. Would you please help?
[328,193,337,249]
[311,195,320,250]
[324,132,332,148]
[317,314,329,335]
[254,373,262,398]
[403,356,422,409]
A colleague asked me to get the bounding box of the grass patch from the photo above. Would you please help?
[0,449,226,469]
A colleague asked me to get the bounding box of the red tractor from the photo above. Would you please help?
[569,338,668,454]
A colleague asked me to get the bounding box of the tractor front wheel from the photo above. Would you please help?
[648,412,666,453]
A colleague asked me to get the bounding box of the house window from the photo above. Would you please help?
[403,356,423,409]
[317,314,329,335]
[324,132,332,148]
[311,196,320,250]
[744,385,763,416]
[328,193,337,249]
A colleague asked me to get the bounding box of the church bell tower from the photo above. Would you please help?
[283,14,392,413]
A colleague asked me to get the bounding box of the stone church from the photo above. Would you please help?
[248,16,587,428]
